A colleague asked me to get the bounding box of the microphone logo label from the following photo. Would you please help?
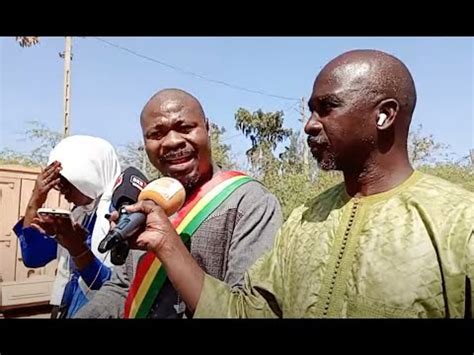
[130,175,146,191]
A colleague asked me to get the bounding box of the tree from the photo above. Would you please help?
[408,124,452,167]
[235,108,342,219]
[210,123,234,170]
[420,163,474,192]
[15,36,40,48]
[0,121,62,166]
[118,142,160,180]
[235,108,292,179]
[276,130,343,219]
[407,124,474,191]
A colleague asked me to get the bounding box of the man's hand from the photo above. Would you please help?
[108,199,204,313]
[108,200,180,257]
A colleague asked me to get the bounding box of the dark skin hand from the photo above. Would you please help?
[30,214,93,270]
[108,201,204,312]
[23,161,62,228]
[24,161,96,271]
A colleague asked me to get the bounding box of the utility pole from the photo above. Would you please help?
[60,37,72,137]
[470,149,474,166]
[15,37,71,136]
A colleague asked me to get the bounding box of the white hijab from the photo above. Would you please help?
[47,135,121,305]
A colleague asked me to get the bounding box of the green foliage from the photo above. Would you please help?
[419,163,474,192]
[235,108,292,177]
[235,108,342,219]
[210,123,234,170]
[117,142,161,180]
[408,124,453,166]
[0,121,62,166]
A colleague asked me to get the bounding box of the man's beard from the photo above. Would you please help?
[317,152,337,171]
[179,171,201,192]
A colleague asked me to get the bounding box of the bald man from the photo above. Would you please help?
[75,89,282,318]
[123,51,473,318]
[140,89,214,191]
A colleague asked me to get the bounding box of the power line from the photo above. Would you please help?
[282,100,300,114]
[88,37,299,102]
[221,133,242,142]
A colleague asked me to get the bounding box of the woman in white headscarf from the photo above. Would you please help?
[13,135,122,318]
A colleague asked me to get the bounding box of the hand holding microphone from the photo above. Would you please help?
[114,199,180,255]
[99,173,186,264]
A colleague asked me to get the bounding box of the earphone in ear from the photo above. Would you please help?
[377,113,387,126]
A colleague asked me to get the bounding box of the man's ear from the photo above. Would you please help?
[375,99,399,130]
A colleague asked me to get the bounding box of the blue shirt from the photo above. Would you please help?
[13,209,112,317]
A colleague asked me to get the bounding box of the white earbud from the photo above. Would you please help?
[377,113,387,126]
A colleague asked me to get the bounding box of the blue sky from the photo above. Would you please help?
[1,37,472,166]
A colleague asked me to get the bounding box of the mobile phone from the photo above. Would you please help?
[37,207,71,219]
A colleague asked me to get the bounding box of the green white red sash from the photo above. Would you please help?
[124,171,253,318]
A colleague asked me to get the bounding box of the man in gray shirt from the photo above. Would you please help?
[75,88,282,318]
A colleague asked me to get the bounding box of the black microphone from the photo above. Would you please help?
[99,167,148,265]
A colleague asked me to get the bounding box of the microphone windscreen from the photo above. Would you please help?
[138,177,185,216]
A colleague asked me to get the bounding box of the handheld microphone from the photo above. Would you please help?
[98,167,149,264]
[99,175,186,265]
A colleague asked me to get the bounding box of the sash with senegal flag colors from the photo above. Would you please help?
[124,170,254,318]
